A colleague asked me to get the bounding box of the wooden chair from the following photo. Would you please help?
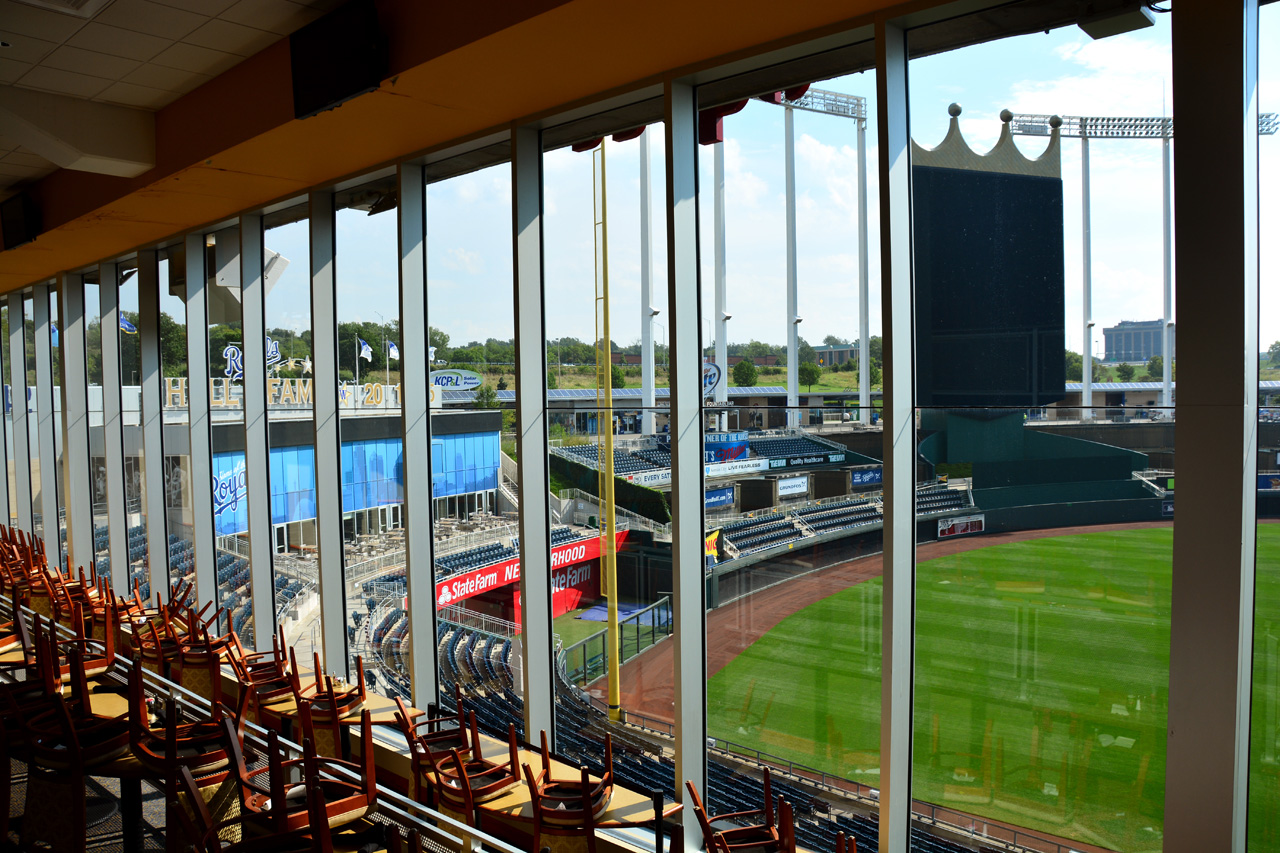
[422,713,521,821]
[686,768,784,853]
[227,625,294,715]
[230,709,378,836]
[525,728,614,821]
[172,764,336,853]
[393,685,471,766]
[524,751,682,853]
[836,830,856,853]
[127,661,246,778]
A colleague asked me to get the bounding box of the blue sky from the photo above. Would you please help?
[260,8,1280,359]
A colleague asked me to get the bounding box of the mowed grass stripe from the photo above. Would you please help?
[706,525,1280,852]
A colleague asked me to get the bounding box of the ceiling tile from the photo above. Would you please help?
[95,79,174,109]
[150,40,239,75]
[0,137,18,153]
[17,64,111,98]
[97,0,210,41]
[218,0,317,36]
[67,22,172,62]
[0,56,27,84]
[182,18,277,56]
[0,0,87,43]
[0,161,51,178]
[1,150,52,168]
[150,0,238,15]
[43,45,143,80]
[122,61,210,92]
[0,32,59,64]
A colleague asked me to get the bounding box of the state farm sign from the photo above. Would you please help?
[434,531,626,609]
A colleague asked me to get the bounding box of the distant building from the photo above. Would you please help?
[1102,320,1175,363]
[812,343,859,367]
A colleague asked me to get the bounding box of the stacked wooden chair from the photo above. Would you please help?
[686,767,795,853]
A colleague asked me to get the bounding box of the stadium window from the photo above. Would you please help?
[1250,1,1280,843]
[906,13,1178,851]
[336,175,409,696]
[541,119,677,774]
[424,152,520,713]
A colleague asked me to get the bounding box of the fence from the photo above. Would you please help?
[560,597,672,688]
[439,604,521,640]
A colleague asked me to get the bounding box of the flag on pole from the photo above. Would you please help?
[50,321,58,347]
[358,338,373,361]
[388,341,400,360]
[119,317,138,334]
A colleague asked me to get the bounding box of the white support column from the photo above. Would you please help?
[398,162,437,707]
[8,291,32,533]
[60,273,93,572]
[785,105,800,427]
[240,214,275,651]
[1081,133,1093,420]
[1161,134,1173,409]
[713,140,728,423]
[512,125,555,739]
[858,118,871,423]
[185,234,218,611]
[640,128,657,436]
[32,283,60,567]
[137,250,168,597]
[876,21,914,853]
[99,265,129,595]
[1163,1,1258,850]
[310,190,346,675]
[666,79,706,851]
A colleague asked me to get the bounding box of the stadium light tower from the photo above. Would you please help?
[775,88,871,425]
[1010,111,1279,417]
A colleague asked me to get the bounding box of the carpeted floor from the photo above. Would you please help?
[5,756,168,851]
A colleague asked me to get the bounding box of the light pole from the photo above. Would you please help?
[1010,109,1279,414]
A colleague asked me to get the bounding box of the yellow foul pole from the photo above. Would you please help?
[592,141,621,722]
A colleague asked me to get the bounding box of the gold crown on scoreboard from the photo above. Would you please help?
[912,104,1062,179]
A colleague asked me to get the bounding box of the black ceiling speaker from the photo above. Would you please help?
[290,0,387,121]
[0,193,42,252]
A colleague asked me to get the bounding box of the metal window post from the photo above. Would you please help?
[640,128,657,436]
[1163,1,1259,850]
[310,190,347,676]
[876,20,914,853]
[666,79,706,850]
[713,139,728,426]
[99,265,129,595]
[138,250,168,597]
[785,105,800,427]
[185,234,218,609]
[240,214,275,651]
[858,114,871,423]
[60,273,93,572]
[1081,133,1093,419]
[7,291,31,534]
[1162,134,1174,408]
[32,283,60,567]
[398,162,438,707]
[512,124,555,739]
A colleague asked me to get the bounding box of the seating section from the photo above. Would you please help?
[715,485,971,561]
[560,443,662,475]
[916,486,967,514]
[435,542,517,576]
[550,526,590,547]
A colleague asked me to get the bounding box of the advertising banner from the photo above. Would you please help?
[1259,474,1280,491]
[704,487,735,509]
[777,475,809,497]
[703,430,749,463]
[623,468,672,488]
[1162,499,1175,517]
[767,451,848,470]
[938,513,985,539]
[850,467,883,486]
[434,531,627,609]
[706,458,770,479]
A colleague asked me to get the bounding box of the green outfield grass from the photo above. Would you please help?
[706,526,1280,853]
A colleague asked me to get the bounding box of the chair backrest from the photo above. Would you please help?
[684,779,718,850]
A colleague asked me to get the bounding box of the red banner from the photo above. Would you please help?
[434,531,625,609]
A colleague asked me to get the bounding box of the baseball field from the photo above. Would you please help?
[705,525,1280,853]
